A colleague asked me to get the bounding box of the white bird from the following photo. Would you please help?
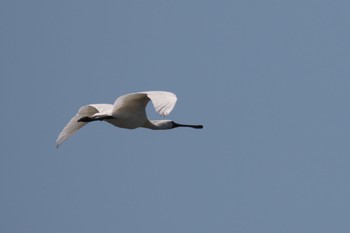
[56,91,203,147]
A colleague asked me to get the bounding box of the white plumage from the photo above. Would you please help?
[56,91,203,147]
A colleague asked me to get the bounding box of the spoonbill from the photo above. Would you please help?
[56,91,203,147]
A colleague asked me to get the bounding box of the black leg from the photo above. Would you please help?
[78,116,94,122]
[78,115,114,122]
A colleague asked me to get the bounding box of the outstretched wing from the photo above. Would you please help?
[112,91,177,117]
[145,91,177,117]
[56,104,112,147]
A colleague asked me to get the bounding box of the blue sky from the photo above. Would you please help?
[1,0,350,232]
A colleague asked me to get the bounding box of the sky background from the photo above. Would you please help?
[1,0,350,232]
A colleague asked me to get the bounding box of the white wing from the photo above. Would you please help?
[146,91,177,117]
[57,91,177,147]
[56,104,113,147]
[112,91,177,117]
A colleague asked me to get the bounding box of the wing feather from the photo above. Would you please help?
[112,91,177,117]
[56,104,112,147]
[145,91,177,117]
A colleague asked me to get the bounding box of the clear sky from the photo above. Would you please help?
[1,0,350,232]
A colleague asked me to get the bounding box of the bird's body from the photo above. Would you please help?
[56,91,203,147]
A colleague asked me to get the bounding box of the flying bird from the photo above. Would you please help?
[56,91,203,147]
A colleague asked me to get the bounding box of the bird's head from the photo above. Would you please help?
[150,120,175,129]
[149,120,203,130]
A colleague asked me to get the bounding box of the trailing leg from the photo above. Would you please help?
[78,115,114,122]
